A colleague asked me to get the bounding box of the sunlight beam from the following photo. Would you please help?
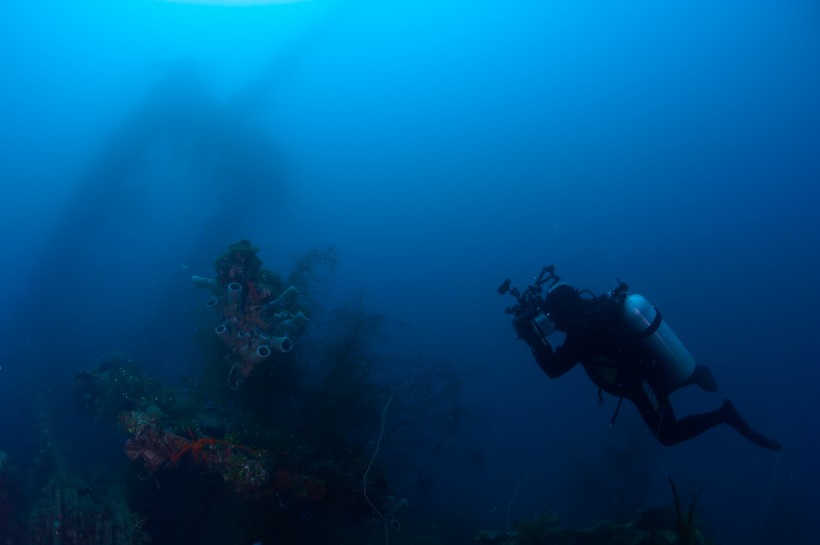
[160,1,312,6]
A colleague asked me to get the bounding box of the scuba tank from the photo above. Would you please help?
[621,293,696,393]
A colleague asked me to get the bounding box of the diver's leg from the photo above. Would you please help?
[630,386,681,446]
[663,407,727,444]
[679,365,718,392]
[632,383,737,446]
[638,396,783,450]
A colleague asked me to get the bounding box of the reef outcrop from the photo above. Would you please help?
[192,239,309,388]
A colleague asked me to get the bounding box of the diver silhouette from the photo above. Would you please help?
[499,266,782,451]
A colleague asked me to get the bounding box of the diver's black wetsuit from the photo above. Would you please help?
[515,289,781,451]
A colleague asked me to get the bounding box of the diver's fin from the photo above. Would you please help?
[692,365,719,392]
[721,400,782,451]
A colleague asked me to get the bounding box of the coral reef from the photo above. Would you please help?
[72,355,358,507]
[474,485,713,545]
[18,393,151,545]
[0,451,25,543]
[27,473,149,545]
[119,409,274,497]
[62,242,409,544]
[74,355,180,420]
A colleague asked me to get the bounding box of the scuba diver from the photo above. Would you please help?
[499,266,782,451]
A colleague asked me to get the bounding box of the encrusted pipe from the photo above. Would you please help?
[192,275,222,293]
[278,311,309,337]
[265,285,299,311]
[267,336,293,353]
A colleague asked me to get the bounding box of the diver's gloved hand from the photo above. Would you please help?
[512,315,540,344]
[513,314,554,361]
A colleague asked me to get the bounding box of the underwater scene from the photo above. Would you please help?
[1,1,818,544]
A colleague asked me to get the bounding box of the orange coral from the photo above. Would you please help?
[167,430,261,469]
[168,435,220,465]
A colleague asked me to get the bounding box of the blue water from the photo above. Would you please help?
[1,1,818,544]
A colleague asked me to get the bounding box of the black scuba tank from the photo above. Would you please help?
[621,294,695,393]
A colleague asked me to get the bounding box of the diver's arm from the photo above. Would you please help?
[514,317,578,378]
[532,339,578,378]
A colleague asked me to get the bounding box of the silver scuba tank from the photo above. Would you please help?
[621,294,695,392]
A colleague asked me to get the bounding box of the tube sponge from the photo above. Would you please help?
[267,336,293,353]
[215,322,232,345]
[227,282,243,304]
[248,344,272,363]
